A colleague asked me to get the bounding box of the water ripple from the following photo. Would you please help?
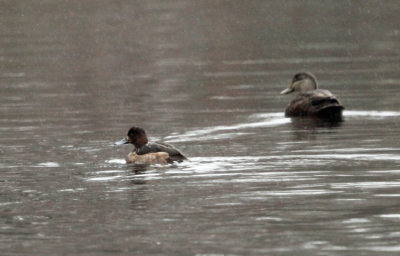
[165,113,288,142]
[345,110,400,118]
[166,110,400,143]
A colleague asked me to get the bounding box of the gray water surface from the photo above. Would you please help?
[2,1,400,255]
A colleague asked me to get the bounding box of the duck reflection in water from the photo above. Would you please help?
[131,164,150,174]
[115,126,187,165]
[280,72,344,122]
[289,117,343,141]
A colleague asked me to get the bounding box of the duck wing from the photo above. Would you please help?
[136,142,187,161]
[285,89,344,120]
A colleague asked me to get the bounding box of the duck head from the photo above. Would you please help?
[280,72,318,95]
[115,126,148,148]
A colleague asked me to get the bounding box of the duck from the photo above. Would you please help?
[280,72,344,121]
[115,126,187,164]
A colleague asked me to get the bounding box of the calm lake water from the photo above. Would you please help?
[2,1,400,255]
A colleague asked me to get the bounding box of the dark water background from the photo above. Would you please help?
[2,1,400,255]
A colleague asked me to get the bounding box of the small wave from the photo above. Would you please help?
[248,112,285,119]
[0,201,22,206]
[37,162,60,167]
[380,214,400,219]
[105,159,126,164]
[259,189,342,196]
[368,170,400,174]
[361,246,400,252]
[179,156,262,173]
[58,188,86,193]
[344,110,400,118]
[165,113,289,142]
[342,218,370,224]
[375,194,400,197]
[86,175,124,182]
[332,182,400,189]
[93,170,126,174]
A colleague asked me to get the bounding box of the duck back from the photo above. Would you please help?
[285,89,344,120]
[136,142,187,162]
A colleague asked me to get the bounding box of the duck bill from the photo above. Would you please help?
[280,88,294,95]
[114,137,129,146]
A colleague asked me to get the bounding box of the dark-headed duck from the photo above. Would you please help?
[115,126,187,164]
[280,72,344,121]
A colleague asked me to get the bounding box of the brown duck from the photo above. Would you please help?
[280,72,344,121]
[115,126,187,164]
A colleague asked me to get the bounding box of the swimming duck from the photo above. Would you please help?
[115,126,187,164]
[280,72,344,121]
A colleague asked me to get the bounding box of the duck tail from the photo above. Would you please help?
[315,104,344,121]
[168,154,188,163]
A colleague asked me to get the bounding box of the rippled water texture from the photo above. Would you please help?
[2,1,400,255]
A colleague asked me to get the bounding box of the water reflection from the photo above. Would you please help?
[288,117,343,141]
[131,164,150,175]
